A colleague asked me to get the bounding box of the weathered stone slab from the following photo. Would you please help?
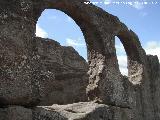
[0,102,133,120]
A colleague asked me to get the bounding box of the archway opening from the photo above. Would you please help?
[115,36,128,76]
[36,9,87,60]
[35,9,89,105]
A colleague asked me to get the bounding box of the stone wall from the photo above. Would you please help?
[0,0,160,120]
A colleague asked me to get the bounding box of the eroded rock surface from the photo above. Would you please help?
[34,37,88,105]
[0,102,132,120]
[0,36,88,106]
[0,106,32,120]
[0,0,160,120]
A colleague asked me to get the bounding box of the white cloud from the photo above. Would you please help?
[133,4,144,10]
[116,42,128,75]
[117,55,128,75]
[146,41,158,49]
[36,24,48,38]
[104,0,112,5]
[145,41,160,60]
[66,38,85,47]
[130,2,144,10]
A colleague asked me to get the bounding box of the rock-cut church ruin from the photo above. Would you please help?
[0,0,160,120]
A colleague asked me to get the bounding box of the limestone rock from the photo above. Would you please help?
[0,0,160,120]
[0,36,55,106]
[0,36,88,106]
[33,102,132,120]
[147,55,160,120]
[34,37,89,105]
[0,102,132,120]
[0,106,32,120]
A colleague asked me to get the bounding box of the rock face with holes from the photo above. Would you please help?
[0,0,160,120]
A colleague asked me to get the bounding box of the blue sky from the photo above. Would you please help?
[36,0,160,75]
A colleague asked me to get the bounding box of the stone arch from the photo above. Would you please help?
[32,0,146,105]
[117,28,146,84]
[0,2,153,117]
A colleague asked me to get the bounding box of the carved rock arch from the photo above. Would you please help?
[0,0,149,109]
[33,0,146,105]
[0,0,158,119]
